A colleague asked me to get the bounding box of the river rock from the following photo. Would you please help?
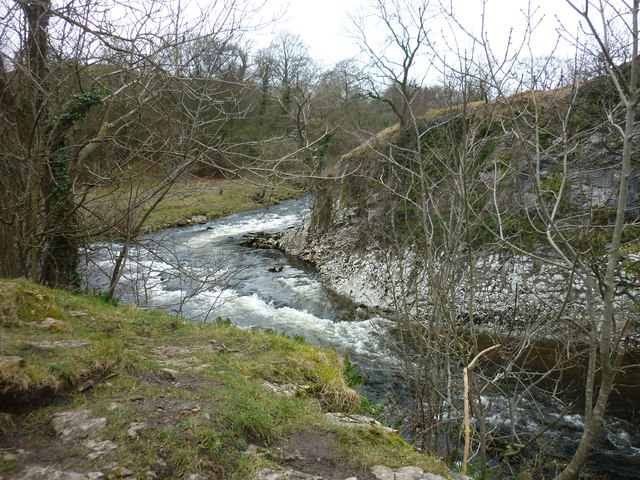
[52,409,107,443]
[370,466,395,480]
[240,231,283,249]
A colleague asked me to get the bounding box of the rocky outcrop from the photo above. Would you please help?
[52,409,107,444]
[239,231,283,249]
[253,469,323,480]
[279,217,593,337]
[324,412,397,433]
[278,103,640,343]
[370,465,449,480]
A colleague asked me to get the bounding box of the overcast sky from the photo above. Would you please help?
[249,0,583,69]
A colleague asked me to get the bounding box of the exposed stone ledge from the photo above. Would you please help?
[278,216,638,346]
[324,412,397,433]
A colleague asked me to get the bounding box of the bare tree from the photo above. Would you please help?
[462,1,640,477]
[551,1,640,477]
[320,1,640,478]
[351,0,436,127]
[0,0,263,289]
[254,32,321,164]
[344,0,502,470]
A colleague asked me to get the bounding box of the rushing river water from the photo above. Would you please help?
[82,198,640,479]
[83,198,387,365]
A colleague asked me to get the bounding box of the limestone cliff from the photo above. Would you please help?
[280,82,640,344]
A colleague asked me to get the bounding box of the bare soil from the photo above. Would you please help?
[277,431,375,480]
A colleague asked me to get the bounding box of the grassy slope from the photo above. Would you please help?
[0,279,448,479]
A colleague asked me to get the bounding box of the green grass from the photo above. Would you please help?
[336,427,449,476]
[83,175,301,237]
[0,279,449,479]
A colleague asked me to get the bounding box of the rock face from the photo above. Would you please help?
[279,216,596,337]
[278,120,639,342]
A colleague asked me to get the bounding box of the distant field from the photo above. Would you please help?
[141,176,301,231]
[83,175,302,237]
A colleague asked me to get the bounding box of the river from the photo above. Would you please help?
[82,198,640,479]
[82,198,387,365]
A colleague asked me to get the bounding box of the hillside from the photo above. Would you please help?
[317,81,638,241]
[0,279,453,480]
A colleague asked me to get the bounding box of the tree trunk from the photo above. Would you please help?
[41,145,81,289]
[555,4,638,476]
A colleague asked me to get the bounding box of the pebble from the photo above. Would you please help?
[159,368,179,380]
[38,318,68,330]
[83,439,118,459]
[371,465,447,480]
[324,412,396,433]
[127,422,147,439]
[252,469,322,479]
